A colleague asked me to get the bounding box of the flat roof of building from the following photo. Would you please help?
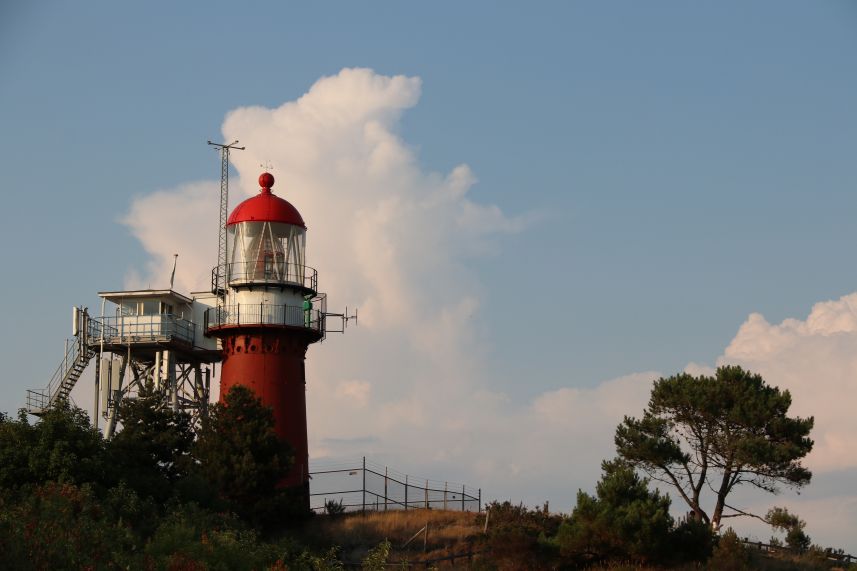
[97,289,194,305]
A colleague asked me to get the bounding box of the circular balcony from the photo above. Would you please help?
[204,303,325,340]
[211,262,317,296]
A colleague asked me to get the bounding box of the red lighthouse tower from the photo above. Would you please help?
[205,172,325,500]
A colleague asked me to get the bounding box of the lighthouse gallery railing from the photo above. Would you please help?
[211,262,318,293]
[204,303,325,335]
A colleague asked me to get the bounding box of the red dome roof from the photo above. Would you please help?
[226,173,306,229]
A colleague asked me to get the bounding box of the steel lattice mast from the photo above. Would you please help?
[207,140,245,298]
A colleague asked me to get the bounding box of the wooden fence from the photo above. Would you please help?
[741,538,856,565]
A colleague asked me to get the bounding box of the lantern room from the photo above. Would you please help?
[225,173,315,295]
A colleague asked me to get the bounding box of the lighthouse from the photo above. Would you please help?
[205,172,326,501]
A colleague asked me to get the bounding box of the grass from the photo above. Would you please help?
[300,509,483,565]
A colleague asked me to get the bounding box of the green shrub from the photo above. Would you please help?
[0,482,137,570]
[557,459,674,565]
[708,528,753,571]
[143,503,281,570]
[481,500,563,569]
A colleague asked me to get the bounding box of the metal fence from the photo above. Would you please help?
[204,303,324,335]
[211,262,318,293]
[100,314,195,345]
[309,457,481,514]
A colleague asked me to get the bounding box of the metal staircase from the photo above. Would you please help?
[26,312,97,415]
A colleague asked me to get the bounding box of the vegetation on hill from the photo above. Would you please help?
[0,370,852,570]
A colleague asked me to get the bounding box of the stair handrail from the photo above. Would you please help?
[41,338,81,404]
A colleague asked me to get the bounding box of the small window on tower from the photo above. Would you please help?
[161,303,174,315]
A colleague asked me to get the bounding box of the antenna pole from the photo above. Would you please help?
[207,140,245,298]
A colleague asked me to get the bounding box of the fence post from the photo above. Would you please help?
[425,479,428,509]
[405,475,408,510]
[384,467,388,511]
[444,482,447,510]
[462,484,465,511]
[362,456,366,515]
[478,488,482,513]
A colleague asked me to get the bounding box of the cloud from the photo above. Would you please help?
[334,380,371,407]
[119,68,658,511]
[122,181,219,292]
[683,361,716,377]
[720,293,857,472]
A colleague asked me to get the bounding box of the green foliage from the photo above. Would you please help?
[767,507,811,552]
[109,383,195,502]
[708,528,753,571]
[361,539,392,570]
[481,500,563,569]
[284,546,345,571]
[0,404,108,490]
[325,498,346,515]
[557,459,675,564]
[193,385,295,523]
[670,515,715,563]
[0,482,137,570]
[615,366,814,527]
[143,503,283,570]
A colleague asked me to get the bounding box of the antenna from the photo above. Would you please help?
[345,306,358,328]
[207,140,245,298]
[323,306,358,333]
[169,254,178,290]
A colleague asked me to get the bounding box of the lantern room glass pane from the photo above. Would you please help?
[228,221,306,284]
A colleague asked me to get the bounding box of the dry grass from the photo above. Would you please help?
[301,509,483,565]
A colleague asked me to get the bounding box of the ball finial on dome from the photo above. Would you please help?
[259,172,275,190]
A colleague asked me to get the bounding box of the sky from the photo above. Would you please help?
[2,0,857,552]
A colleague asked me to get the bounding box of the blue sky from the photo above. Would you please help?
[2,0,857,551]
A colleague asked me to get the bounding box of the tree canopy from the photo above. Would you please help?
[557,459,675,563]
[109,384,195,501]
[193,385,294,522]
[614,366,814,529]
[0,404,106,490]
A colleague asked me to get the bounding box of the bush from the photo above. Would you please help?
[325,498,346,516]
[143,503,281,570]
[0,405,108,490]
[557,459,674,565]
[669,515,714,564]
[0,482,138,570]
[708,528,753,571]
[767,507,812,552]
[481,501,563,570]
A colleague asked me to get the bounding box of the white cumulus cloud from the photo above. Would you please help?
[118,68,662,514]
[721,292,857,472]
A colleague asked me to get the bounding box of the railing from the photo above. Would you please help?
[309,457,481,514]
[26,336,84,412]
[87,315,118,340]
[204,303,325,335]
[740,539,856,564]
[210,262,318,293]
[100,314,195,345]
